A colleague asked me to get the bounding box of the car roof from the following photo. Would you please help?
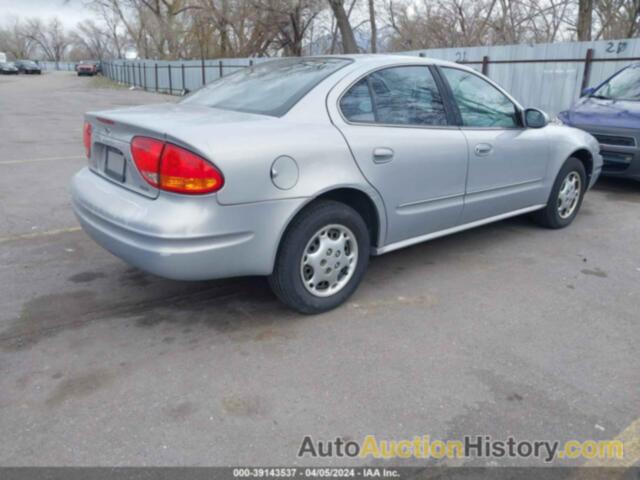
[303,53,472,71]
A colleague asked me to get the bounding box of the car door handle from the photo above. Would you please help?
[373,147,394,163]
[474,143,493,156]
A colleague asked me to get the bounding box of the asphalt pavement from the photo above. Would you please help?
[0,71,638,467]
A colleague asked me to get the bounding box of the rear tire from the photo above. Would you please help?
[269,200,370,314]
[532,157,586,229]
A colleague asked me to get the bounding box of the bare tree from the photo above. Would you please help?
[23,18,70,66]
[327,0,358,53]
[593,0,640,39]
[256,0,325,56]
[368,0,377,52]
[70,21,112,60]
[0,17,34,59]
[527,0,573,43]
[577,0,594,40]
[6,0,638,64]
[194,0,283,57]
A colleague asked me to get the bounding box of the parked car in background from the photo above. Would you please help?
[15,60,42,74]
[76,61,97,76]
[557,63,640,181]
[0,61,19,75]
[72,55,602,313]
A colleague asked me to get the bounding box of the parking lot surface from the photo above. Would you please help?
[0,72,638,467]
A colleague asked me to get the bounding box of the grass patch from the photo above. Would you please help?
[88,75,129,90]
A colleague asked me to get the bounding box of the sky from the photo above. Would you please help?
[0,0,94,28]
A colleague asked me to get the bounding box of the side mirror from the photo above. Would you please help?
[524,108,549,128]
[581,87,594,97]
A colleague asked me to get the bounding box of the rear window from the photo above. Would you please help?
[181,58,351,117]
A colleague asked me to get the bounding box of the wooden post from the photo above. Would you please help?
[581,48,594,93]
[181,63,185,92]
[143,63,147,90]
[481,55,490,76]
[168,64,173,94]
[219,60,223,78]
[201,58,205,86]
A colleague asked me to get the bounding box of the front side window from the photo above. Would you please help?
[182,58,350,117]
[596,64,640,100]
[441,68,519,128]
[340,66,448,126]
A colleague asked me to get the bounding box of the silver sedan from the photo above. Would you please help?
[71,55,602,313]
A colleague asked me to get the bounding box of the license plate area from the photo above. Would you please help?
[105,148,126,182]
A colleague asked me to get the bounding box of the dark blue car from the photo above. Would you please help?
[558,63,640,181]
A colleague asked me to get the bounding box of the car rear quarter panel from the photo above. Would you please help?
[165,118,380,206]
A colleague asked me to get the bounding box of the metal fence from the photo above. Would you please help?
[50,37,640,116]
[102,57,274,95]
[39,61,77,71]
[404,38,640,115]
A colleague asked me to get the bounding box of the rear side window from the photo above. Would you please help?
[340,66,448,126]
[339,79,374,122]
[182,58,351,117]
[441,67,519,128]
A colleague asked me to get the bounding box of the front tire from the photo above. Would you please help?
[269,200,370,314]
[532,157,586,229]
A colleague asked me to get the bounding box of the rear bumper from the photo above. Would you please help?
[71,167,303,280]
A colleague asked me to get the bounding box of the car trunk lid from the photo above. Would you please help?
[85,103,270,199]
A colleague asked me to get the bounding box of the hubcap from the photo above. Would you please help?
[557,171,582,219]
[300,224,358,297]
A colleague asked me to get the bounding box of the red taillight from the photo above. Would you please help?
[130,136,224,195]
[131,136,164,187]
[159,144,224,194]
[83,122,92,158]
